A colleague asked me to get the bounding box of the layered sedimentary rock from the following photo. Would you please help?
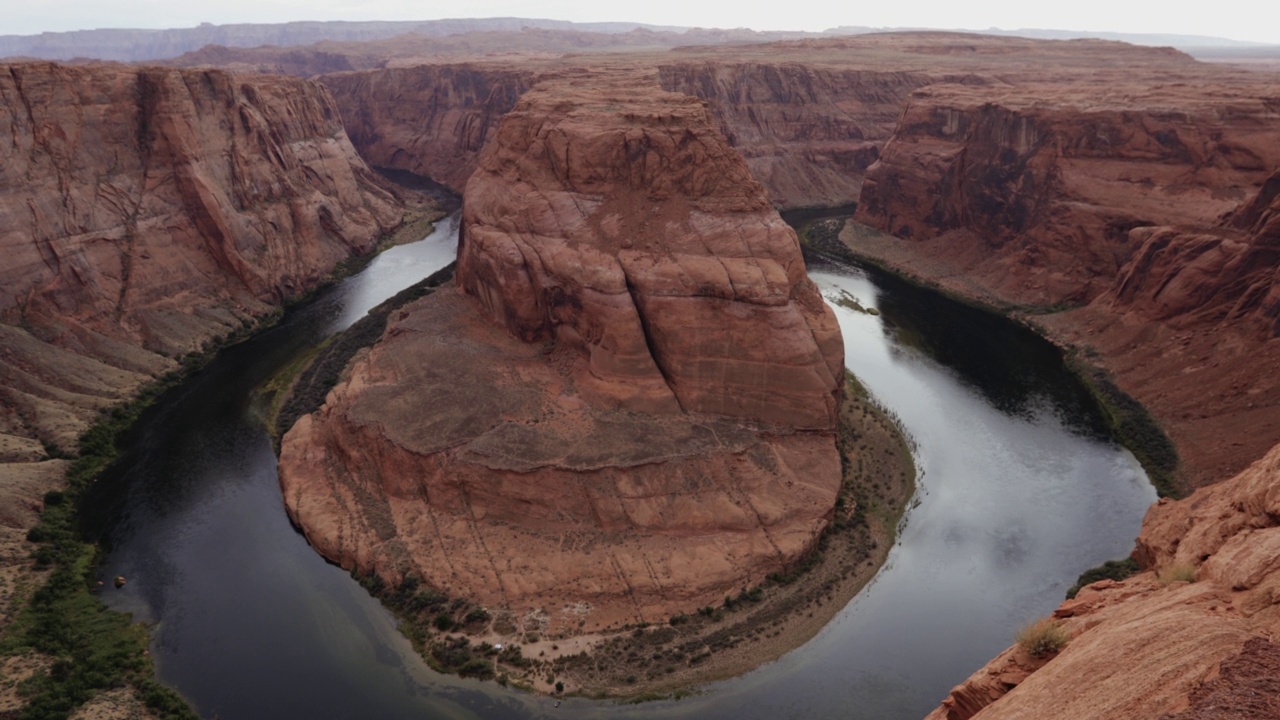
[0,62,403,451]
[319,34,1203,211]
[1106,168,1280,335]
[848,71,1280,487]
[322,59,927,208]
[856,79,1280,308]
[927,442,1280,720]
[655,62,929,208]
[322,65,536,191]
[457,76,844,426]
[279,76,843,631]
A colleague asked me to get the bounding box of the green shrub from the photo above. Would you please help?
[1066,557,1140,599]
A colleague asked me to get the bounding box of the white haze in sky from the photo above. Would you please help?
[4,0,1277,44]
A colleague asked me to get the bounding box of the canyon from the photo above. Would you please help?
[0,21,1277,719]
[311,31,1280,487]
[284,30,1280,716]
[277,75,845,634]
[0,62,406,457]
[0,60,412,715]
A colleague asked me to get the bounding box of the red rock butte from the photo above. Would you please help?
[278,75,845,632]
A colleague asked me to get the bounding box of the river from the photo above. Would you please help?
[88,214,1154,719]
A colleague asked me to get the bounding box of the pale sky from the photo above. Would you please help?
[4,0,1278,45]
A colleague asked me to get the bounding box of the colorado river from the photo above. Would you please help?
[88,214,1154,719]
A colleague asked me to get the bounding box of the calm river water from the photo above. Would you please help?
[88,215,1154,719]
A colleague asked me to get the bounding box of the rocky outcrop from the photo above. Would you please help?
[0,62,403,452]
[927,442,1280,720]
[1106,168,1280,336]
[458,77,844,426]
[856,79,1280,309]
[279,76,843,632]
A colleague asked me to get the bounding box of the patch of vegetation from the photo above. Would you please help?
[6,384,204,719]
[1069,356,1181,498]
[271,263,456,446]
[1015,617,1070,657]
[1157,563,1197,585]
[1065,556,1140,599]
[4,205,450,720]
[427,636,494,680]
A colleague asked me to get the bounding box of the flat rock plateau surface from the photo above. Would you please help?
[278,75,844,632]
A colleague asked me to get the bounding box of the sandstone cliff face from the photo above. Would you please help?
[322,64,536,191]
[279,76,843,632]
[856,80,1280,308]
[846,70,1280,487]
[927,442,1280,720]
[1107,168,1280,336]
[654,62,931,208]
[458,78,844,427]
[0,62,402,451]
[322,57,933,209]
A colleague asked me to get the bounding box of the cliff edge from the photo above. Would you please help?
[0,62,404,456]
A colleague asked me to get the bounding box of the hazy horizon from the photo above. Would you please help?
[5,2,1277,46]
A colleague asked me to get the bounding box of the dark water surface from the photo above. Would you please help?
[89,215,1153,719]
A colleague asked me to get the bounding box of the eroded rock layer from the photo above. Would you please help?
[279,76,843,631]
[847,72,1280,488]
[319,34,1206,211]
[0,62,403,451]
[856,80,1280,308]
[458,77,843,428]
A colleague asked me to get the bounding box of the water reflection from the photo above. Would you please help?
[83,216,1154,720]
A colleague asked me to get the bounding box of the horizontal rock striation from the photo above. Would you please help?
[279,76,843,631]
[856,80,1280,309]
[318,34,1204,211]
[458,77,844,427]
[846,69,1280,488]
[0,61,403,451]
[322,64,536,191]
[654,62,931,208]
[322,60,931,209]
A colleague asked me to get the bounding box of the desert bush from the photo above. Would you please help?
[1158,563,1197,585]
[1015,617,1070,657]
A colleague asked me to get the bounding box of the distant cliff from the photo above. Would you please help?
[322,60,931,209]
[856,81,1280,308]
[0,62,403,455]
[0,18,693,62]
[322,65,537,191]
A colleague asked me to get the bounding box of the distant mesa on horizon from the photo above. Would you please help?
[1,17,1274,63]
